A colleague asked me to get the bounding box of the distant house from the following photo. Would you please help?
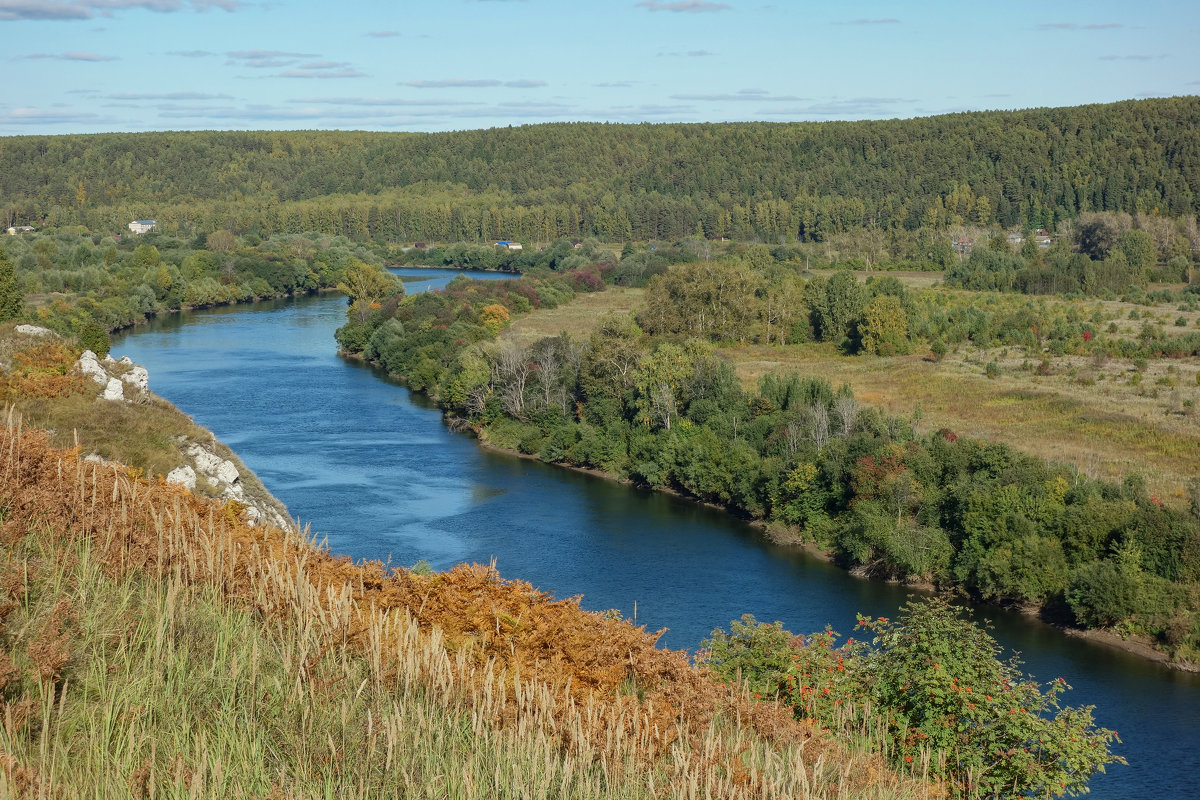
[495,241,522,251]
[6,225,34,235]
[1006,233,1024,246]
[951,238,974,256]
[572,242,582,249]
[128,220,156,234]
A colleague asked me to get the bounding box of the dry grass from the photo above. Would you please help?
[0,421,932,799]
[722,343,1200,504]
[506,288,645,344]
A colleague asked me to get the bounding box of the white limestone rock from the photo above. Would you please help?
[77,350,108,385]
[187,444,222,477]
[185,443,240,489]
[15,324,53,337]
[121,365,149,393]
[166,464,197,491]
[215,459,240,486]
[102,377,125,401]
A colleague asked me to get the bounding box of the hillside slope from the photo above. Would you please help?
[0,423,929,798]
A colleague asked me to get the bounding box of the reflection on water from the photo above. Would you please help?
[112,277,1200,799]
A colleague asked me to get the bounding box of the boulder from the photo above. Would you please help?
[77,350,108,385]
[102,377,124,402]
[185,443,240,488]
[215,459,240,486]
[166,464,197,491]
[121,365,149,392]
[15,324,53,337]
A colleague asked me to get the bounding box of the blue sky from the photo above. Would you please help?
[2,0,1198,135]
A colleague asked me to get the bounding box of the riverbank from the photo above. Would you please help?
[105,285,339,334]
[0,322,294,530]
[451,407,1200,671]
[460,411,1198,672]
[108,258,1200,800]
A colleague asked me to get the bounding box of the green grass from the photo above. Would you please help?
[0,533,661,798]
[0,425,931,800]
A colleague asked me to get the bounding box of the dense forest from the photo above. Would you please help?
[2,97,1198,243]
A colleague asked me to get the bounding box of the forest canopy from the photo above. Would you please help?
[2,97,1198,244]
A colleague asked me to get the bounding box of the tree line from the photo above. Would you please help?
[3,97,1198,243]
[0,228,377,351]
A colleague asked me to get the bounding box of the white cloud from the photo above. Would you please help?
[296,96,486,107]
[636,1,730,12]
[0,0,241,22]
[2,106,108,123]
[24,50,117,60]
[402,78,547,88]
[276,68,366,79]
[108,91,231,99]
[671,91,802,102]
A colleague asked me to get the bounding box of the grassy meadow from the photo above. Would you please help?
[503,275,1200,505]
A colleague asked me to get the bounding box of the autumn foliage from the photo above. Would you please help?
[0,422,926,799]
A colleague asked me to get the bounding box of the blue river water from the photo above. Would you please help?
[111,268,1200,798]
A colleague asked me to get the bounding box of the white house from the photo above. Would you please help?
[128,220,157,234]
[6,226,34,235]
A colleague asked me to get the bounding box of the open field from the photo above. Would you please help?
[507,285,1200,505]
[723,343,1200,504]
[506,287,645,343]
[806,269,946,290]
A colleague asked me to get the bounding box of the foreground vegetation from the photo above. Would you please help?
[0,315,1123,797]
[702,603,1122,798]
[0,420,933,799]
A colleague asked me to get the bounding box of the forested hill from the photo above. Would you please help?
[2,96,1198,241]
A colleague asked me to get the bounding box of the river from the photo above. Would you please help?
[112,268,1200,799]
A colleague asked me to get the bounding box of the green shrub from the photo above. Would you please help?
[701,600,1123,798]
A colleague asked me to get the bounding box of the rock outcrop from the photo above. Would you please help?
[160,438,291,529]
[74,349,149,404]
[67,347,293,532]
